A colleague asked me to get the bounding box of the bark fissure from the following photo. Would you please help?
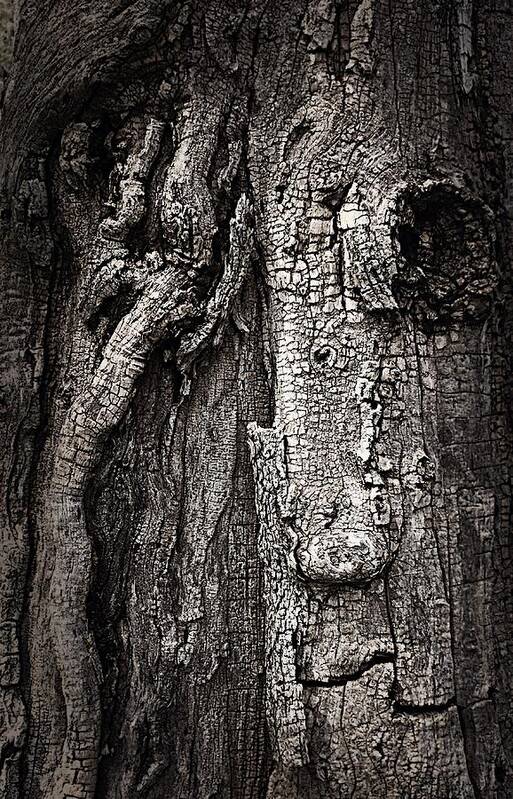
[299,652,396,687]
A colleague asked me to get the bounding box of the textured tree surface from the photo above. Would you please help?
[1,2,513,798]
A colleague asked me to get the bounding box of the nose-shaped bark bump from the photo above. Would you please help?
[295,528,387,585]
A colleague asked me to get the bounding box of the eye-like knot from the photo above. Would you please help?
[311,344,337,367]
[310,340,356,371]
[391,182,496,328]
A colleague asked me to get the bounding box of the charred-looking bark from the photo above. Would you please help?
[1,1,513,798]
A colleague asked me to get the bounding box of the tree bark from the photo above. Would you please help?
[1,2,513,798]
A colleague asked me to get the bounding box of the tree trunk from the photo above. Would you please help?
[1,2,513,797]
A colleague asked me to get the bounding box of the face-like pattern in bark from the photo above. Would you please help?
[257,165,496,588]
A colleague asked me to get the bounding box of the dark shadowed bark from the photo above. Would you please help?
[1,2,513,798]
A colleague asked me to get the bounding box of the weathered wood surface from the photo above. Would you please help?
[1,1,513,797]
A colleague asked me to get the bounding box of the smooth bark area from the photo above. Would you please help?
[1,2,513,798]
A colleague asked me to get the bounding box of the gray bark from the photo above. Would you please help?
[1,2,513,798]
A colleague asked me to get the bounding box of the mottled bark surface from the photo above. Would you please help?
[1,2,513,798]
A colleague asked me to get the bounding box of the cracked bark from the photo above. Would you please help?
[1,1,513,798]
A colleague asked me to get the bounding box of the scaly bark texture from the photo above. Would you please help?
[1,2,513,798]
